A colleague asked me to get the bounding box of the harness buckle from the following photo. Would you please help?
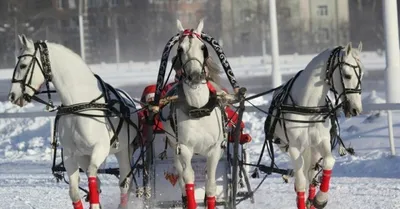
[175,144,181,155]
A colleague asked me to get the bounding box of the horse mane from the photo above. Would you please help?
[205,57,222,86]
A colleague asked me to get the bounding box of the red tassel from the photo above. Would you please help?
[297,191,306,209]
[320,170,332,192]
[88,176,100,204]
[72,200,84,209]
[206,196,216,209]
[185,184,197,209]
[308,184,316,200]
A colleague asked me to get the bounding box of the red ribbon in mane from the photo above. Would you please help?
[182,29,201,39]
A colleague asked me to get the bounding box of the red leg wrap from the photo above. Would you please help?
[206,196,216,209]
[297,191,306,209]
[185,184,197,209]
[88,176,100,204]
[120,193,128,207]
[72,200,84,209]
[308,184,316,200]
[320,170,332,193]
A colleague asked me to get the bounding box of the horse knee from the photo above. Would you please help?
[205,181,217,197]
[182,166,195,183]
[87,164,99,177]
[68,176,81,202]
[323,155,335,170]
[294,171,307,192]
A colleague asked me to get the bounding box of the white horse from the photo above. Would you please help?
[267,43,364,209]
[8,35,138,209]
[161,19,226,209]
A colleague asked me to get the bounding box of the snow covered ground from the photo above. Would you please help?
[0,87,399,209]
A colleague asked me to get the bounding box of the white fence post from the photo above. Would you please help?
[383,0,400,156]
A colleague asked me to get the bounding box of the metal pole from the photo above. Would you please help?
[114,15,120,69]
[383,0,400,156]
[260,0,266,58]
[79,0,85,61]
[14,16,18,64]
[269,0,282,88]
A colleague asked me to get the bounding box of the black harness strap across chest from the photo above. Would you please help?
[175,82,219,119]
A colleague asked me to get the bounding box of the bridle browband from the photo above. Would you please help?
[12,41,55,109]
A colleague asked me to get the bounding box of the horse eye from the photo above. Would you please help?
[344,74,352,79]
[20,64,27,69]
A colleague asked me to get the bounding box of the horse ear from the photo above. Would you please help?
[18,34,24,45]
[357,41,363,52]
[19,34,33,48]
[177,19,184,32]
[196,18,205,34]
[344,42,352,56]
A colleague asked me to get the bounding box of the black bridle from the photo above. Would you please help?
[11,41,55,109]
[325,46,363,113]
[176,29,209,83]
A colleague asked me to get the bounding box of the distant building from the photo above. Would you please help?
[220,0,350,56]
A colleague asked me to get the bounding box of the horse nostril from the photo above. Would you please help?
[8,92,15,101]
[352,108,358,116]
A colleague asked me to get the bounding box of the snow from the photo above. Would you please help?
[0,80,400,207]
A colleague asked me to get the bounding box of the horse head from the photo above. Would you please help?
[175,18,208,85]
[8,34,47,107]
[329,42,364,117]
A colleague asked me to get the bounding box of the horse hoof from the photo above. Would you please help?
[182,195,188,209]
[306,199,316,209]
[118,204,128,209]
[312,198,327,209]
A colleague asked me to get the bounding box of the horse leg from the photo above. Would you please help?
[313,139,335,209]
[64,153,84,209]
[79,156,102,202]
[87,144,109,209]
[288,147,306,209]
[205,147,223,209]
[115,147,133,209]
[179,144,196,209]
[305,147,320,209]
[173,151,187,207]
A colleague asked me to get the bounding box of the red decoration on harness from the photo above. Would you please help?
[182,29,201,39]
[225,104,252,144]
[206,81,217,94]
